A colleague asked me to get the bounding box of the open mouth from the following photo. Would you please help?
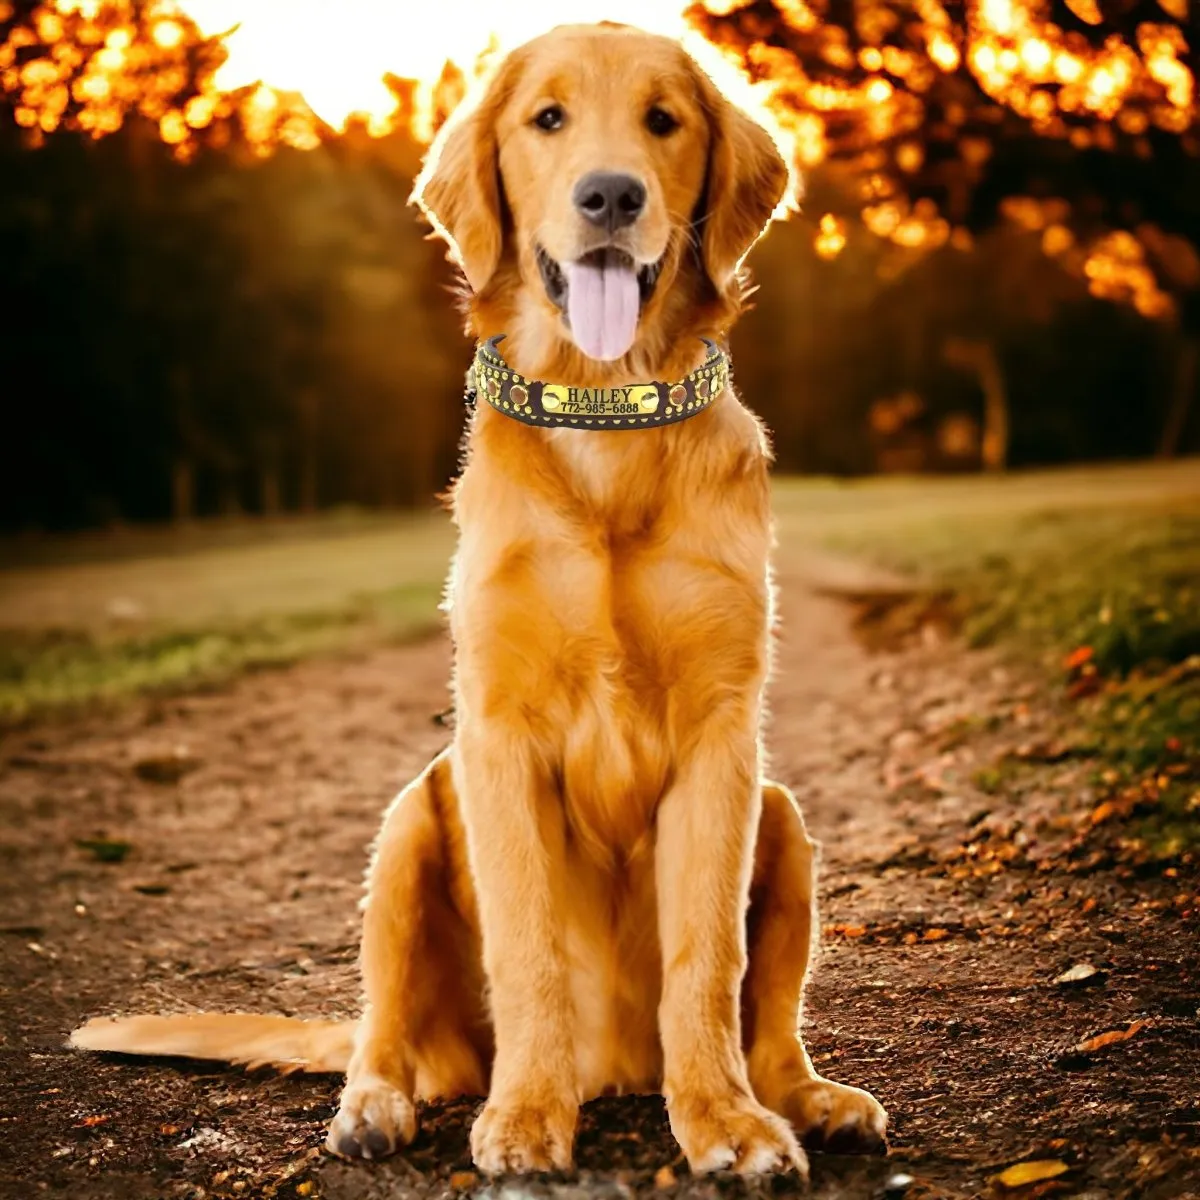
[536,245,665,361]
[536,245,664,311]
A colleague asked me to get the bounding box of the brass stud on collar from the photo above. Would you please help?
[475,336,727,431]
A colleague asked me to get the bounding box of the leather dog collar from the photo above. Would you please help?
[468,335,729,430]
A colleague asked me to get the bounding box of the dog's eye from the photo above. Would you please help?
[533,105,565,132]
[645,106,678,137]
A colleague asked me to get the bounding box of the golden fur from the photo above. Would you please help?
[71,23,886,1176]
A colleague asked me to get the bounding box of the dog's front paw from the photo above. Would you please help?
[780,1078,888,1156]
[470,1094,576,1173]
[668,1089,807,1176]
[327,1074,417,1160]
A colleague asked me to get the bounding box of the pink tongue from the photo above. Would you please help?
[563,257,640,362]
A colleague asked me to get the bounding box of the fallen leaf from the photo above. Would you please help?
[826,923,868,939]
[654,1166,677,1189]
[1015,740,1073,763]
[1063,646,1094,671]
[1076,1019,1148,1053]
[1089,800,1122,825]
[448,1171,478,1190]
[76,839,132,864]
[75,1115,109,1128]
[923,927,950,942]
[1054,963,1102,987]
[994,1159,1069,1188]
[1067,674,1103,700]
[133,748,201,784]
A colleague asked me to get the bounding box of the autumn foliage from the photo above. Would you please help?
[1,2,1197,525]
[3,0,1196,320]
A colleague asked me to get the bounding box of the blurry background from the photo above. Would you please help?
[1,0,1197,534]
[0,0,1197,727]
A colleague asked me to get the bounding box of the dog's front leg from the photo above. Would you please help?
[656,710,806,1177]
[456,731,579,1173]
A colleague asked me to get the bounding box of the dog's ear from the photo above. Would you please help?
[692,66,790,296]
[413,56,518,294]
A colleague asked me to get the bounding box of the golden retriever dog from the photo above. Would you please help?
[72,22,887,1177]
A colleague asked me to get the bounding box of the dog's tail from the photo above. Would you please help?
[69,1013,356,1074]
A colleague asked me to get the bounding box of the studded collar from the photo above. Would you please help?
[467,336,729,430]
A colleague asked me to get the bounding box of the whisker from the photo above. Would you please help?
[665,207,709,264]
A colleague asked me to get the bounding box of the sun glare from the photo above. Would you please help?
[0,0,1193,305]
[169,0,697,135]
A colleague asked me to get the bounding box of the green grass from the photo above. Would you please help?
[774,461,1200,670]
[775,459,1200,852]
[2,461,1198,744]
[0,511,453,725]
[825,503,1199,675]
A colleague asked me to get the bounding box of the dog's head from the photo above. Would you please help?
[414,24,789,364]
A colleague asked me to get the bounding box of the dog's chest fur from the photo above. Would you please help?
[444,393,774,1095]
[449,404,773,862]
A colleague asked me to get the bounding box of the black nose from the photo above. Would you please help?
[573,171,646,232]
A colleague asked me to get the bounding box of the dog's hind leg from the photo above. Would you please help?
[743,782,888,1155]
[328,749,491,1160]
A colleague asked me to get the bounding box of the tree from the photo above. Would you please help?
[693,0,1199,455]
[1,0,1196,526]
[0,3,476,527]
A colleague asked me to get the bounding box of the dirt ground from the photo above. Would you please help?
[1,554,1197,1200]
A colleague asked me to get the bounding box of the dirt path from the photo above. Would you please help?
[2,556,1197,1199]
